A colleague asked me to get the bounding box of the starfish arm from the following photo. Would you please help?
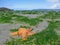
[27,28,32,31]
[10,31,18,36]
[21,33,27,40]
[29,28,32,31]
[27,32,35,36]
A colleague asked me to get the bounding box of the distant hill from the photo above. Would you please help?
[0,7,13,12]
[0,7,60,12]
[32,9,60,12]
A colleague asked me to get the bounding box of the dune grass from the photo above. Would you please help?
[0,11,43,26]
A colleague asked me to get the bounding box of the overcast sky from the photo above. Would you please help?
[0,0,60,10]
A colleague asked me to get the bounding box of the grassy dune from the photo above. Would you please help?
[0,10,60,45]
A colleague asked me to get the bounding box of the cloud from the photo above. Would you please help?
[46,0,60,9]
[51,3,60,9]
[46,0,59,3]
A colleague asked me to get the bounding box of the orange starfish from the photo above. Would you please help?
[10,28,35,40]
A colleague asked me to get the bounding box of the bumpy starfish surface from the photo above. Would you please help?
[10,28,35,40]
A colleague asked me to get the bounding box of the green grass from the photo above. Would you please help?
[0,10,60,25]
[55,21,60,30]
[0,11,43,25]
[14,15,43,26]
[10,26,31,32]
